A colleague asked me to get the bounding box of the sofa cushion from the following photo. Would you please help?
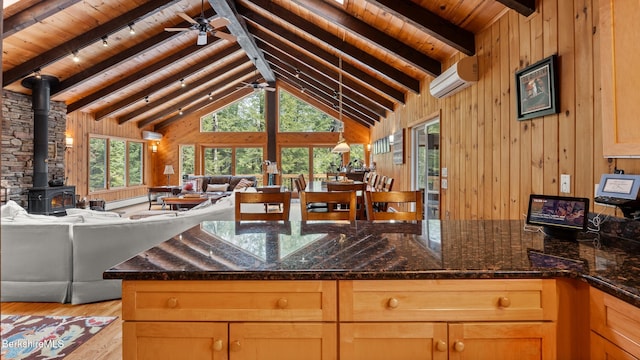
[229,176,256,190]
[207,183,229,192]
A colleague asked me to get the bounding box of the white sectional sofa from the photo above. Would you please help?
[1,196,236,304]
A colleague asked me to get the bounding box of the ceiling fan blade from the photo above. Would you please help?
[164,27,191,32]
[177,12,198,24]
[209,17,230,29]
[213,31,236,42]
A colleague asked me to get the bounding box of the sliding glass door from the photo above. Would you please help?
[412,119,440,219]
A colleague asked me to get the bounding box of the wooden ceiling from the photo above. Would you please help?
[2,0,534,130]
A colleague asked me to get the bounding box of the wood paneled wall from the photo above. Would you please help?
[371,0,640,220]
[65,112,151,202]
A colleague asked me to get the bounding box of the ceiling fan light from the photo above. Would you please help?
[197,31,207,45]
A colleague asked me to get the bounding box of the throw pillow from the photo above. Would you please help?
[183,181,194,191]
[235,178,254,189]
[207,183,229,192]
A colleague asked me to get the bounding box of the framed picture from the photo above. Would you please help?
[515,54,559,120]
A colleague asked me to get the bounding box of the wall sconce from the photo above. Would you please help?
[151,142,158,153]
[65,136,73,150]
[367,143,371,151]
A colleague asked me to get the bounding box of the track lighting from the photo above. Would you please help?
[180,79,186,88]
[144,96,149,103]
[34,69,41,79]
[179,108,183,115]
[102,36,108,47]
[128,23,136,35]
[72,50,80,63]
[208,92,213,100]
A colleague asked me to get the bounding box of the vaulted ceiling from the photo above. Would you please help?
[2,0,535,131]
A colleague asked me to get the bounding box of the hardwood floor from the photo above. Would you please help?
[1,300,123,359]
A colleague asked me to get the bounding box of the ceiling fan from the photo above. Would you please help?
[164,0,236,45]
[238,81,276,92]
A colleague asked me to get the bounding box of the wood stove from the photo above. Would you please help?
[28,186,76,216]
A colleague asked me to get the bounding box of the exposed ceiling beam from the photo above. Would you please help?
[138,70,258,129]
[54,8,220,97]
[154,87,256,130]
[496,0,536,16]
[289,0,441,76]
[116,55,248,124]
[272,68,375,127]
[239,1,420,93]
[93,44,243,121]
[267,56,379,124]
[364,0,475,55]
[3,0,81,38]
[249,22,402,108]
[67,39,225,114]
[207,0,274,82]
[2,0,180,87]
[261,43,386,119]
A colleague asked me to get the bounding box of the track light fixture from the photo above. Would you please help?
[180,79,186,88]
[179,108,183,115]
[208,92,213,100]
[144,96,149,103]
[102,36,108,47]
[72,50,80,63]
[128,23,136,35]
[34,69,41,79]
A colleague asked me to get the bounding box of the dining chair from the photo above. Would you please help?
[382,177,394,192]
[299,191,357,221]
[365,190,423,221]
[235,191,291,221]
[327,181,366,220]
[297,174,307,190]
[375,175,387,192]
[367,173,378,191]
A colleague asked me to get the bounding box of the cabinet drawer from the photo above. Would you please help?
[339,279,557,322]
[123,280,337,322]
[590,288,640,358]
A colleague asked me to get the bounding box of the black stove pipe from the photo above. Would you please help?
[21,75,59,188]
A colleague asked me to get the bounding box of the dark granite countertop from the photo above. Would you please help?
[104,220,640,307]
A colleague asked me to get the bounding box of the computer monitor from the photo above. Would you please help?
[526,194,589,240]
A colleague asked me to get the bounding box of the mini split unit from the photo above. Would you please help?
[142,131,163,141]
[429,56,478,99]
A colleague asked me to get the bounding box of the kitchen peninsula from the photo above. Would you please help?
[105,220,640,359]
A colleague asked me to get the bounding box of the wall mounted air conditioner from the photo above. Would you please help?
[429,56,478,99]
[142,130,163,141]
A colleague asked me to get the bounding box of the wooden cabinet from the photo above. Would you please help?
[339,279,557,359]
[122,280,337,360]
[599,0,640,157]
[590,288,640,359]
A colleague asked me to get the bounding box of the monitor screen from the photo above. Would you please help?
[526,194,589,233]
[596,174,640,200]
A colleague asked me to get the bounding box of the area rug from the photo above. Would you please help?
[0,314,117,360]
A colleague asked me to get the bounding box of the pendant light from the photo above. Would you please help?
[332,56,350,153]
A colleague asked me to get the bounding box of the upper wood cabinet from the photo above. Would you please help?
[599,0,640,157]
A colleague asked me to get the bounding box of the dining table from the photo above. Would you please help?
[304,180,367,219]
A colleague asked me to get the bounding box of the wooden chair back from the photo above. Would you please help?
[235,191,291,221]
[327,181,366,219]
[375,175,387,191]
[382,177,394,192]
[365,190,423,221]
[367,173,378,190]
[297,174,307,190]
[300,191,357,221]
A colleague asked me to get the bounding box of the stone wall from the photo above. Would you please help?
[1,90,67,207]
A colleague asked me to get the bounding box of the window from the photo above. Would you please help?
[281,147,309,188]
[279,89,339,132]
[201,92,265,132]
[203,147,232,175]
[89,138,107,192]
[128,142,143,186]
[313,147,337,176]
[88,136,145,193]
[349,144,365,167]
[180,145,195,177]
[235,147,263,178]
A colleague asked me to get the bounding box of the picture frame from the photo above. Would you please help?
[515,54,559,120]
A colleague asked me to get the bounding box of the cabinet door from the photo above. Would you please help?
[599,0,640,157]
[229,323,336,360]
[591,332,639,360]
[448,322,556,360]
[123,322,228,360]
[340,323,448,360]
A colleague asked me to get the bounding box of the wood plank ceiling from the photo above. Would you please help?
[2,0,534,131]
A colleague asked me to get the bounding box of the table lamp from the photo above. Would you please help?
[163,165,174,186]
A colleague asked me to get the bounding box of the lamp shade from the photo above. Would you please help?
[163,165,175,175]
[332,141,351,153]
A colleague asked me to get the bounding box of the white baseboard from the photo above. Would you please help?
[104,196,147,211]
